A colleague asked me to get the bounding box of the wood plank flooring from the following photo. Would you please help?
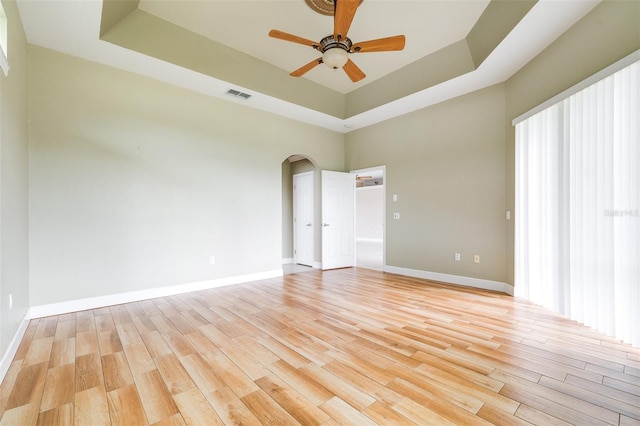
[0,268,638,425]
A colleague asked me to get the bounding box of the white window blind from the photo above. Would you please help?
[515,59,639,347]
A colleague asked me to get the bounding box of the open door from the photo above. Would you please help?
[321,170,355,269]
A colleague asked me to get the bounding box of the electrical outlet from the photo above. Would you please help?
[474,255,480,263]
[393,212,400,220]
[209,256,216,265]
[454,253,461,261]
[9,294,13,310]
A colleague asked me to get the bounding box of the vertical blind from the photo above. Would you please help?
[515,60,639,347]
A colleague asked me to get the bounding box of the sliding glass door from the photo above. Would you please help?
[515,59,639,346]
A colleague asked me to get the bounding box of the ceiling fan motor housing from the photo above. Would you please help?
[319,35,353,53]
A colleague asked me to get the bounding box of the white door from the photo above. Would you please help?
[293,172,314,266]
[322,170,355,269]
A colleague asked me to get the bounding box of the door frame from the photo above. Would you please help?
[351,166,386,270]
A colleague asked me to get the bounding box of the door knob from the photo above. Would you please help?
[323,223,330,227]
[306,223,312,227]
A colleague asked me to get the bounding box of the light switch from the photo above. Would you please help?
[393,194,398,202]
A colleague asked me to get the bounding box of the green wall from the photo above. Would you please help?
[0,0,29,359]
[28,46,344,306]
[346,84,508,284]
[281,159,292,260]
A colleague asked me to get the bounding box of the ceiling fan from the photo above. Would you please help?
[268,0,406,83]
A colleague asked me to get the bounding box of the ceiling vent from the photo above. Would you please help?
[226,88,252,100]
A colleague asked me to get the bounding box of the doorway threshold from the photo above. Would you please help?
[283,263,314,275]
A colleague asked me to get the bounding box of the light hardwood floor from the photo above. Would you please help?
[0,268,638,425]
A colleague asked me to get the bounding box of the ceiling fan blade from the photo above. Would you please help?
[269,29,319,49]
[343,59,365,82]
[334,0,359,40]
[290,58,323,77]
[352,35,406,53]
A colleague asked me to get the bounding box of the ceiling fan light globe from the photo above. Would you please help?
[323,48,349,69]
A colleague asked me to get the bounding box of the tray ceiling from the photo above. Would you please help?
[17,0,601,132]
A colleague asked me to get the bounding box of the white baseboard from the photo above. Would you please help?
[313,261,322,269]
[29,269,283,319]
[384,265,513,295]
[502,282,514,296]
[282,258,293,264]
[0,312,30,384]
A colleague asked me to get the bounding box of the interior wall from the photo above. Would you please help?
[27,46,344,307]
[0,0,29,357]
[281,159,292,261]
[503,0,640,284]
[346,84,507,284]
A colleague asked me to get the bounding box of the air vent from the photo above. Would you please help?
[226,89,252,100]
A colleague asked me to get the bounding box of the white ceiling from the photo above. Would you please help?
[16,0,600,133]
[138,0,491,94]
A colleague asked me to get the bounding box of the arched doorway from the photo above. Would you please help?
[281,155,319,274]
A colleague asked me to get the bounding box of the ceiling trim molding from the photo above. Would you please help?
[466,0,537,68]
[99,0,138,36]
